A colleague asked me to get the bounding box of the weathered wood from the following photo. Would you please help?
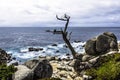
[56,14,77,58]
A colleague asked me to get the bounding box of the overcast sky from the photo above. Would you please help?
[0,0,120,27]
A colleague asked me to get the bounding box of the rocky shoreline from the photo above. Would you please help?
[12,50,120,80]
[1,32,120,80]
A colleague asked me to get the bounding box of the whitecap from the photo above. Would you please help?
[7,42,86,62]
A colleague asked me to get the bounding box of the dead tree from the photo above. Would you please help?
[56,14,77,58]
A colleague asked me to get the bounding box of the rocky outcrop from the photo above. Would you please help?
[73,51,118,75]
[0,48,12,64]
[24,59,53,80]
[85,32,118,55]
[73,32,119,79]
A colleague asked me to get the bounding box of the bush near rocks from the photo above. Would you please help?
[0,64,17,80]
[0,48,17,80]
[85,53,120,80]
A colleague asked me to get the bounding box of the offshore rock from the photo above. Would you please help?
[28,47,43,52]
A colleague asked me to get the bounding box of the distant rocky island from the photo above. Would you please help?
[46,29,62,34]
[1,32,120,80]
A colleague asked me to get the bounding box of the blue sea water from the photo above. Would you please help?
[0,27,120,62]
[0,27,120,49]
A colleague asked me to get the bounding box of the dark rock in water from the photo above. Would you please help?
[66,53,70,56]
[52,44,57,46]
[85,32,118,55]
[28,47,43,52]
[28,47,34,51]
[12,57,16,60]
[46,30,51,32]
[74,40,81,43]
[82,44,85,47]
[24,59,53,80]
[0,48,12,64]
[56,50,59,53]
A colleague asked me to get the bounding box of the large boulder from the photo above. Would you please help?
[85,38,96,55]
[24,59,53,80]
[85,32,118,55]
[96,32,118,53]
[12,65,34,80]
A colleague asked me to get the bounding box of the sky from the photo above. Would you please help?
[0,0,120,27]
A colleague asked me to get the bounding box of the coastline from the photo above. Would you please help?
[1,32,120,80]
[6,41,86,63]
[6,40,120,64]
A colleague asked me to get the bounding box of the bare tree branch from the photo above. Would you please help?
[56,15,67,21]
[56,14,77,58]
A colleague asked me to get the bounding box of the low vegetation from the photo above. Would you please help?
[86,53,120,80]
[0,64,17,80]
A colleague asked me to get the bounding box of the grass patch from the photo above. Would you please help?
[86,53,120,80]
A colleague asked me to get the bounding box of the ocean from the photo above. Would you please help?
[0,27,120,62]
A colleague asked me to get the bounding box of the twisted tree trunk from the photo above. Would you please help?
[56,14,77,58]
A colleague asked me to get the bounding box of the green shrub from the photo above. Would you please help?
[86,53,120,80]
[0,64,17,80]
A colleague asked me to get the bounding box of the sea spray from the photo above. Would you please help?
[6,42,86,62]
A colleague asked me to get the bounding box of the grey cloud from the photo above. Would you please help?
[34,5,50,11]
[0,20,5,22]
[72,3,120,25]
[24,10,33,14]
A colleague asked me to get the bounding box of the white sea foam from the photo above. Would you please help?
[6,42,86,61]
